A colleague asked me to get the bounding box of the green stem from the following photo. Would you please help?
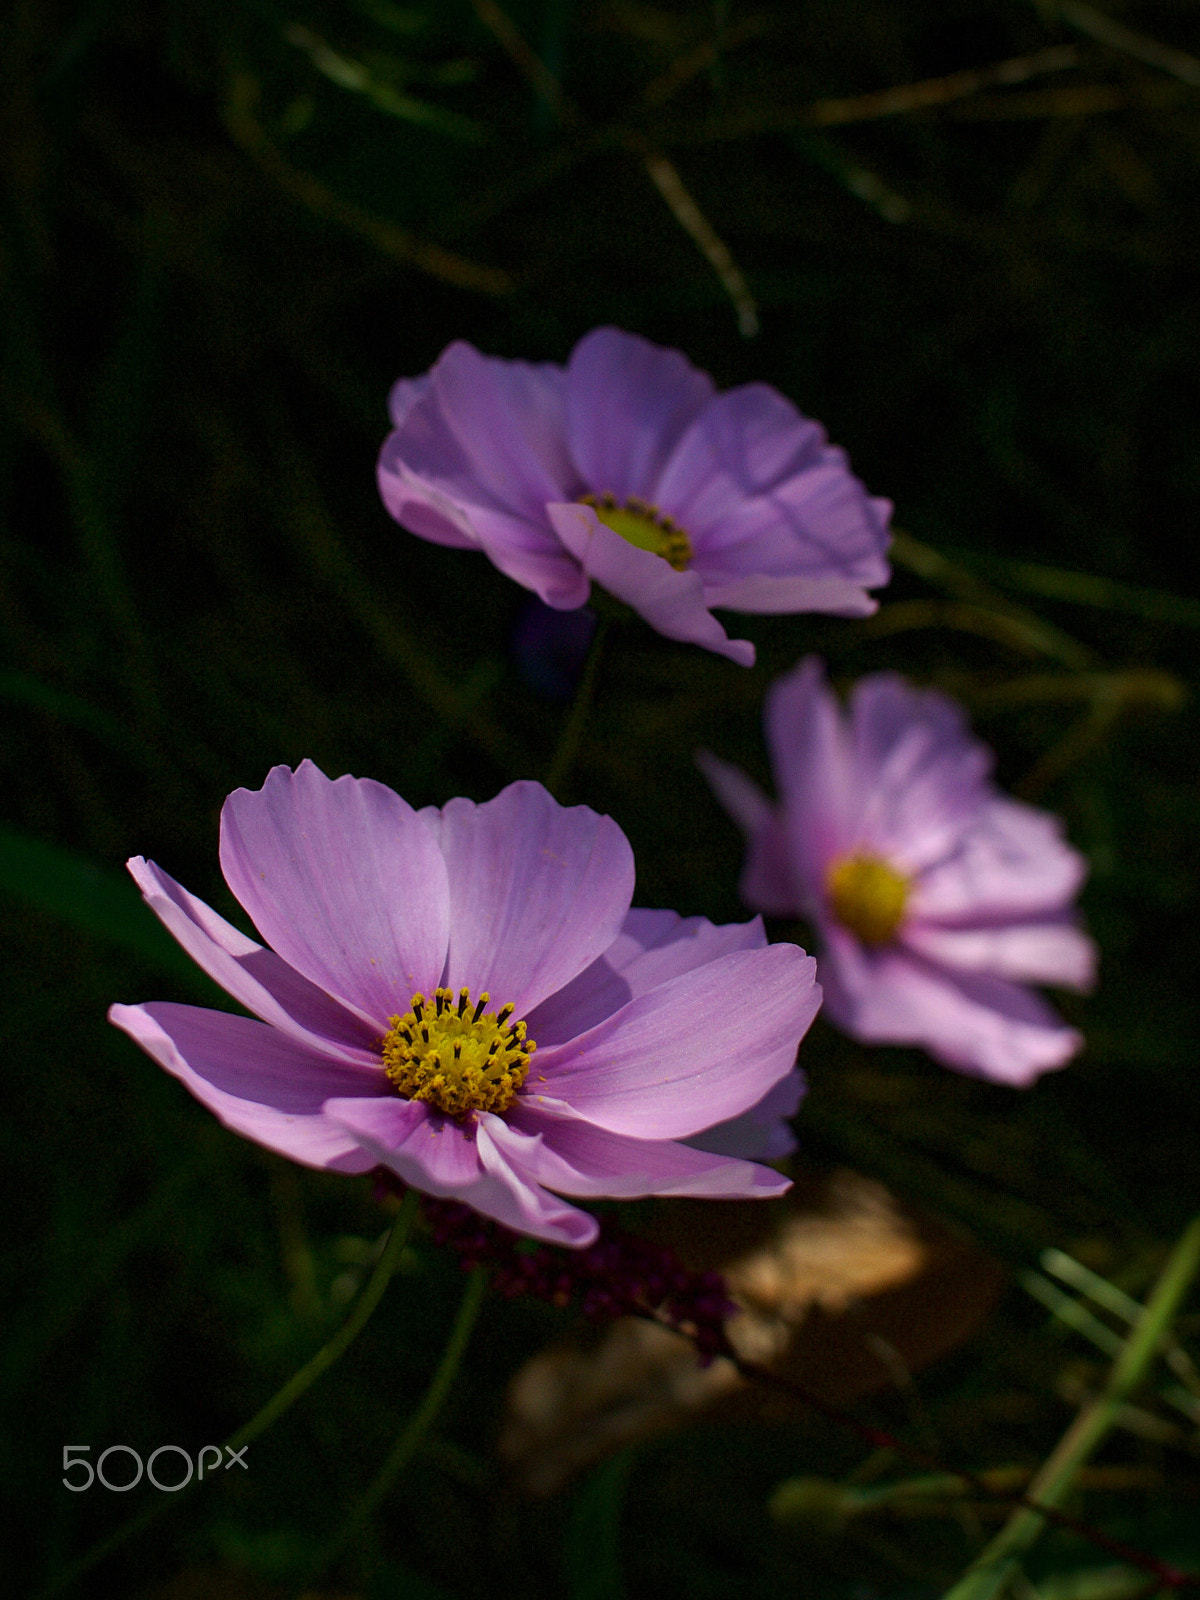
[939,1215,1200,1600]
[544,614,609,799]
[40,1191,421,1599]
[306,1265,490,1584]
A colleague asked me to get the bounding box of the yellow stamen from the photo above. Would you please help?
[825,853,910,945]
[580,491,693,571]
[381,987,535,1117]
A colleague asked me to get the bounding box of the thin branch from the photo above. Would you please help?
[224,74,513,296]
[469,0,758,333]
[639,14,779,110]
[1058,1,1200,88]
[803,44,1081,126]
[469,0,581,123]
[639,148,759,335]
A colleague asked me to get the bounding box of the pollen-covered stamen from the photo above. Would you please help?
[825,853,910,946]
[382,987,536,1118]
[580,491,693,572]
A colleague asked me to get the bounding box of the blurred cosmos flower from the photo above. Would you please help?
[700,659,1096,1085]
[377,326,892,667]
[110,764,818,1246]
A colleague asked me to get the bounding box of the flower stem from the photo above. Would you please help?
[545,613,609,799]
[40,1190,422,1598]
[305,1264,490,1585]
[938,1215,1200,1600]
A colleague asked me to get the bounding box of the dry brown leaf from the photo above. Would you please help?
[500,1164,1006,1495]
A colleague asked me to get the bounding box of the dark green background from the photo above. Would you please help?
[3,2,1200,1594]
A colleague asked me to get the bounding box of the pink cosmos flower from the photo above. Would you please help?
[109,763,819,1246]
[700,659,1096,1086]
[377,326,891,667]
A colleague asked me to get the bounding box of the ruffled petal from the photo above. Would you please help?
[329,1099,598,1245]
[534,943,820,1138]
[379,347,590,603]
[566,326,714,501]
[817,927,1082,1085]
[421,781,635,1019]
[685,1068,806,1160]
[127,858,380,1063]
[109,1002,380,1171]
[467,507,592,609]
[526,904,767,1046]
[911,797,1089,923]
[847,675,991,869]
[547,502,755,666]
[901,916,1097,991]
[497,1105,791,1198]
[219,762,450,1030]
[695,750,798,917]
[652,387,890,594]
[378,448,588,603]
[656,383,828,517]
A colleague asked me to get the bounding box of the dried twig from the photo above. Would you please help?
[803,44,1080,127]
[224,75,512,296]
[469,0,580,123]
[639,148,759,335]
[469,0,758,334]
[1057,1,1200,88]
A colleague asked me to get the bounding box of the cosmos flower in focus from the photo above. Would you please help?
[110,764,819,1246]
[700,659,1096,1085]
[377,327,891,667]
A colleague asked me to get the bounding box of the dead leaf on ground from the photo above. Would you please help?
[500,1163,1007,1495]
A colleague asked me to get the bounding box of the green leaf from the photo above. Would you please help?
[0,824,197,979]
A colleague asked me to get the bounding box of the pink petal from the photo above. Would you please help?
[386,374,429,428]
[847,675,991,870]
[534,944,820,1138]
[378,447,588,604]
[327,1098,599,1245]
[526,904,768,1046]
[766,658,858,889]
[655,383,828,517]
[912,797,1089,923]
[109,1002,380,1171]
[219,762,450,1030]
[497,1105,791,1198]
[818,928,1082,1085]
[901,916,1096,991]
[467,507,592,609]
[375,465,479,550]
[565,326,714,502]
[651,387,890,599]
[547,502,755,666]
[695,750,798,917]
[702,574,879,617]
[429,341,577,517]
[127,858,380,1063]
[421,781,635,1018]
[685,1068,806,1160]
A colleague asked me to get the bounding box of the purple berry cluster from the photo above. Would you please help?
[416,1192,737,1361]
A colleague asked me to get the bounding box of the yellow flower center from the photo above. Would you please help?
[382,987,535,1118]
[581,492,693,571]
[825,853,910,945]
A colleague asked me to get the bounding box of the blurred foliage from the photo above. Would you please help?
[3,0,1200,1595]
